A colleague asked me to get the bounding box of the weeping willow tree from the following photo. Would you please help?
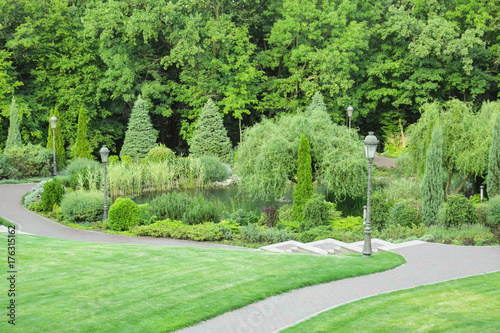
[235,93,366,200]
[487,113,500,197]
[408,100,499,200]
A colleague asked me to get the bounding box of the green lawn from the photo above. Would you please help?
[0,234,404,332]
[284,271,500,333]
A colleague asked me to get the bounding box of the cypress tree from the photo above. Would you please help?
[487,114,500,197]
[47,107,66,169]
[189,99,232,163]
[421,124,444,226]
[292,135,313,221]
[120,96,157,161]
[5,96,22,151]
[70,106,92,159]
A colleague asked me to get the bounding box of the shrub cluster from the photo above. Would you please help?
[134,220,225,242]
[239,223,296,244]
[487,195,500,229]
[222,209,260,226]
[199,155,231,182]
[23,181,48,207]
[149,192,196,221]
[182,197,220,225]
[108,197,140,231]
[144,144,175,163]
[2,144,52,179]
[389,199,422,227]
[299,194,330,232]
[61,190,110,222]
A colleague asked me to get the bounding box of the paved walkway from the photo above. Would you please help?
[1,183,499,333]
[0,183,244,249]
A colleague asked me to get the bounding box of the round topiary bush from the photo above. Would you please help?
[487,195,500,229]
[108,197,140,231]
[444,194,479,228]
[389,199,422,227]
[41,178,65,212]
[199,155,231,182]
[299,194,330,232]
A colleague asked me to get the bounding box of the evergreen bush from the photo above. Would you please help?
[292,135,313,221]
[120,96,157,161]
[0,154,10,179]
[182,198,220,225]
[189,99,232,163]
[199,155,230,182]
[299,194,330,232]
[23,181,48,207]
[70,107,92,160]
[5,96,22,151]
[486,195,500,229]
[149,192,195,221]
[108,197,140,231]
[41,178,65,212]
[138,204,154,225]
[389,199,423,227]
[486,114,500,197]
[144,144,175,163]
[61,190,109,222]
[221,209,260,226]
[443,195,479,228]
[370,192,393,231]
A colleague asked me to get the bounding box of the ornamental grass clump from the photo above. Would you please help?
[61,190,110,222]
[108,197,140,231]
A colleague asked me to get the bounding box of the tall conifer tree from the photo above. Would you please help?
[292,135,313,221]
[5,96,22,151]
[120,96,157,161]
[189,99,232,163]
[487,114,500,197]
[71,107,92,159]
[421,124,444,226]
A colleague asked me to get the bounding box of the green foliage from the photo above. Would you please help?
[385,178,421,202]
[144,144,175,163]
[61,190,110,223]
[389,199,423,227]
[120,97,157,161]
[5,96,22,151]
[292,135,313,221]
[330,216,364,232]
[299,194,330,232]
[189,99,232,163]
[487,114,500,197]
[4,144,52,179]
[444,195,479,228]
[298,224,364,244]
[370,192,393,231]
[47,107,66,170]
[182,197,220,225]
[486,195,500,229]
[28,201,45,212]
[0,154,10,179]
[108,197,140,231]
[41,178,65,212]
[239,223,295,244]
[62,158,102,190]
[149,192,196,221]
[374,224,427,243]
[138,204,154,225]
[70,107,92,160]
[222,209,260,227]
[135,220,224,242]
[236,94,366,200]
[23,181,48,208]
[422,124,444,226]
[199,155,231,182]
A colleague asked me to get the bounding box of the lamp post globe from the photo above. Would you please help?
[50,115,58,176]
[347,105,354,129]
[362,131,379,257]
[100,145,110,221]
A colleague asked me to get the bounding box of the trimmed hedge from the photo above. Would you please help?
[108,197,140,231]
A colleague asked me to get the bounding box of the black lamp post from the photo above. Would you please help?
[362,132,379,257]
[100,145,110,221]
[347,105,354,129]
[50,115,58,176]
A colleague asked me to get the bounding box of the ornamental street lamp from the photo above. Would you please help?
[50,115,58,176]
[347,105,354,129]
[100,145,110,221]
[480,185,485,203]
[362,131,379,257]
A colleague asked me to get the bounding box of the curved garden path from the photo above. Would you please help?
[1,183,499,333]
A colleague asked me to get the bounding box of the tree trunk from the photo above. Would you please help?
[445,170,453,202]
[453,174,471,195]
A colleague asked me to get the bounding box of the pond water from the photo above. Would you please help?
[133,183,364,216]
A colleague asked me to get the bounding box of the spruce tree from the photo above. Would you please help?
[421,124,444,226]
[189,99,232,163]
[70,106,92,159]
[120,96,157,161]
[5,96,22,151]
[487,114,500,197]
[47,107,66,169]
[292,135,313,221]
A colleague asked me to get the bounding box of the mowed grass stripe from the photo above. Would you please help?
[1,234,404,332]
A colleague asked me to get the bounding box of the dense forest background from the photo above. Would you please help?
[0,0,499,156]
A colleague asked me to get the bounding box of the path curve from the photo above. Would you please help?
[0,183,245,249]
[2,183,499,333]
